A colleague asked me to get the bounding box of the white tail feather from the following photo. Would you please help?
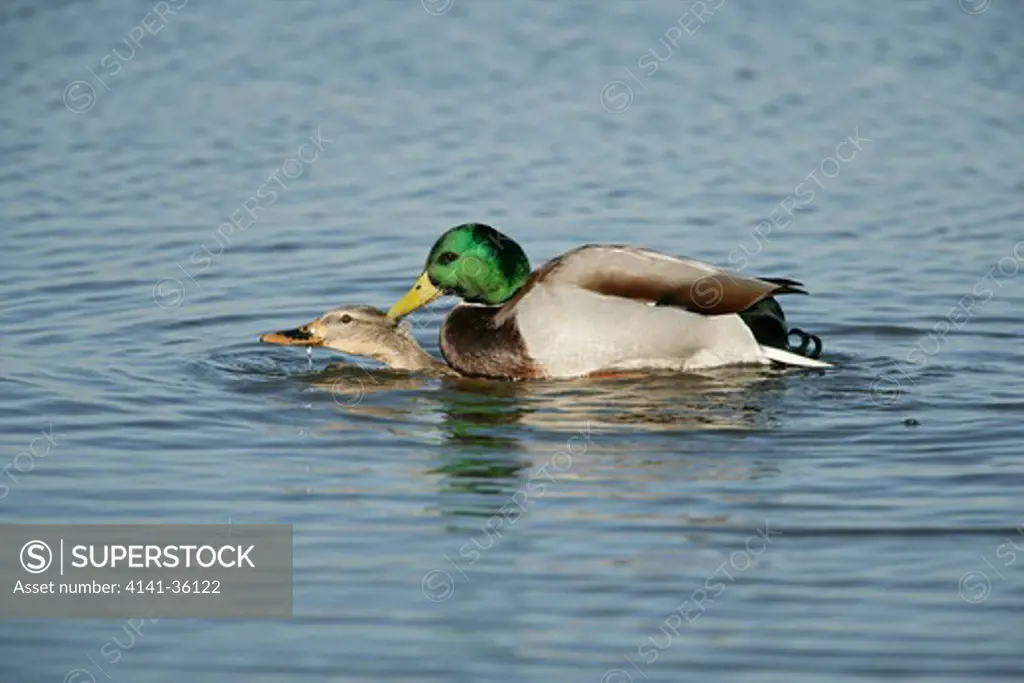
[760,346,833,369]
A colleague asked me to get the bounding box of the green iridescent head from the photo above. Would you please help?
[388,224,532,318]
[424,223,531,304]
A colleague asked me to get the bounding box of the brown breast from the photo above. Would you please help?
[440,306,544,380]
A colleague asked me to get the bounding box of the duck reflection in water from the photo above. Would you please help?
[261,305,793,507]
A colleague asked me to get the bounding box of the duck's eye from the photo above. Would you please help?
[437,251,458,266]
[340,314,353,324]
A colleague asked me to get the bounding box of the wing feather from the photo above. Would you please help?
[515,245,807,316]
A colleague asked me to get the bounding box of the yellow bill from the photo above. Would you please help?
[388,271,442,319]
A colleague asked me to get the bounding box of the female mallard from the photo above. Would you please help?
[261,304,458,376]
[387,224,829,380]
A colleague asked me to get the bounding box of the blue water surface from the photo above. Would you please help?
[1,0,1023,681]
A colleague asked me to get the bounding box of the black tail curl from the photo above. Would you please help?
[737,297,824,360]
[786,328,822,359]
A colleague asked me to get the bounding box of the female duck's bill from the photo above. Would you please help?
[260,325,321,346]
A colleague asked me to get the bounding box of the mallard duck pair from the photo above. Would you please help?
[262,223,828,378]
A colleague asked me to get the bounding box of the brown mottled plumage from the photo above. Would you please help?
[260,305,458,376]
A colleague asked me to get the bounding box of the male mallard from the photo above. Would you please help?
[388,223,829,379]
